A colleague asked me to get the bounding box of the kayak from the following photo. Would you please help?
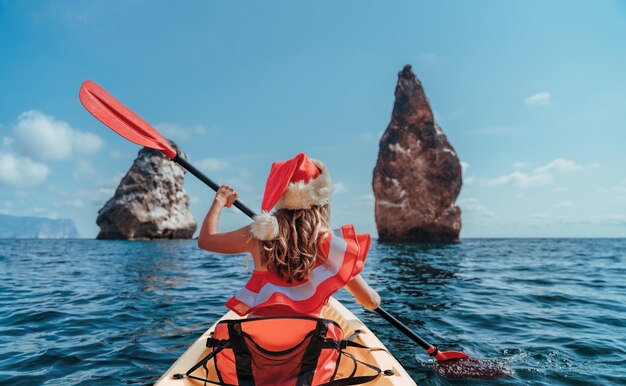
[155,297,417,385]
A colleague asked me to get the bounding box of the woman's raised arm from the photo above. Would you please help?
[198,185,258,255]
[344,274,381,310]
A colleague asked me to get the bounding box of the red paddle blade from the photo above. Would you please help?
[79,80,177,159]
[435,350,469,362]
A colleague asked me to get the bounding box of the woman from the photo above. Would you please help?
[198,153,380,318]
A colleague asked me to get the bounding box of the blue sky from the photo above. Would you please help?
[1,1,625,238]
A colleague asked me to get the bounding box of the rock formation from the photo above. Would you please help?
[373,65,462,243]
[96,141,197,240]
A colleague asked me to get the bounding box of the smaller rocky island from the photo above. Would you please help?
[373,65,462,243]
[96,140,197,240]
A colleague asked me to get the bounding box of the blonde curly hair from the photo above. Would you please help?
[259,204,330,283]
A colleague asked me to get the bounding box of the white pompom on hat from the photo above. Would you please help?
[250,153,332,240]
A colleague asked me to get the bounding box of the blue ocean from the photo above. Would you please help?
[1,238,624,385]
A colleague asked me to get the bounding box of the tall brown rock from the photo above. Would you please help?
[373,65,462,242]
[96,140,197,240]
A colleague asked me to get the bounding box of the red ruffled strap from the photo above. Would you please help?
[225,225,371,316]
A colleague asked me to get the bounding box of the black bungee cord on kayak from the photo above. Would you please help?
[180,316,389,385]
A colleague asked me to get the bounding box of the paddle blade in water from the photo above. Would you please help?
[435,350,469,362]
[436,356,510,378]
[79,80,177,159]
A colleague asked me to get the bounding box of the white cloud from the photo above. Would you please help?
[464,176,476,185]
[333,181,347,194]
[525,92,551,106]
[0,151,50,188]
[557,201,575,208]
[196,157,232,172]
[109,150,128,160]
[74,159,97,180]
[2,137,14,148]
[485,171,553,188]
[533,158,583,174]
[97,173,124,189]
[596,181,626,201]
[457,197,494,216]
[354,194,374,203]
[460,162,476,185]
[13,110,103,160]
[73,130,104,156]
[156,123,215,142]
[75,188,115,206]
[0,199,50,217]
[513,162,529,169]
[460,161,469,174]
[484,158,585,188]
[66,198,85,209]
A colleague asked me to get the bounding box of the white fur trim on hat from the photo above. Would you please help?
[276,159,333,210]
[250,211,279,240]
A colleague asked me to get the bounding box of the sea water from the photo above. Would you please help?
[0,238,624,385]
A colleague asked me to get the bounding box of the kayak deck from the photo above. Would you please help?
[155,298,416,385]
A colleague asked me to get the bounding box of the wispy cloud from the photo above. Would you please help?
[156,123,218,142]
[512,162,529,169]
[534,158,584,174]
[333,181,347,194]
[96,173,124,189]
[460,161,469,174]
[460,162,476,185]
[73,159,97,181]
[354,194,374,203]
[525,91,551,106]
[13,110,103,161]
[0,151,49,188]
[109,150,129,160]
[458,197,494,216]
[486,171,553,188]
[196,157,232,172]
[596,180,626,201]
[484,158,585,188]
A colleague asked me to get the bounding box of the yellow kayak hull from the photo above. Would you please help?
[155,298,416,385]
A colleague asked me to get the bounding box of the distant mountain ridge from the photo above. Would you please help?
[0,214,80,239]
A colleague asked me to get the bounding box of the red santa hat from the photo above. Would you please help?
[251,153,333,240]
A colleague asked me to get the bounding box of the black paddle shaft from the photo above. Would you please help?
[174,153,437,354]
[374,307,432,351]
[173,154,257,219]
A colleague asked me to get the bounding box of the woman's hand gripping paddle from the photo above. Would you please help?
[79,79,508,379]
